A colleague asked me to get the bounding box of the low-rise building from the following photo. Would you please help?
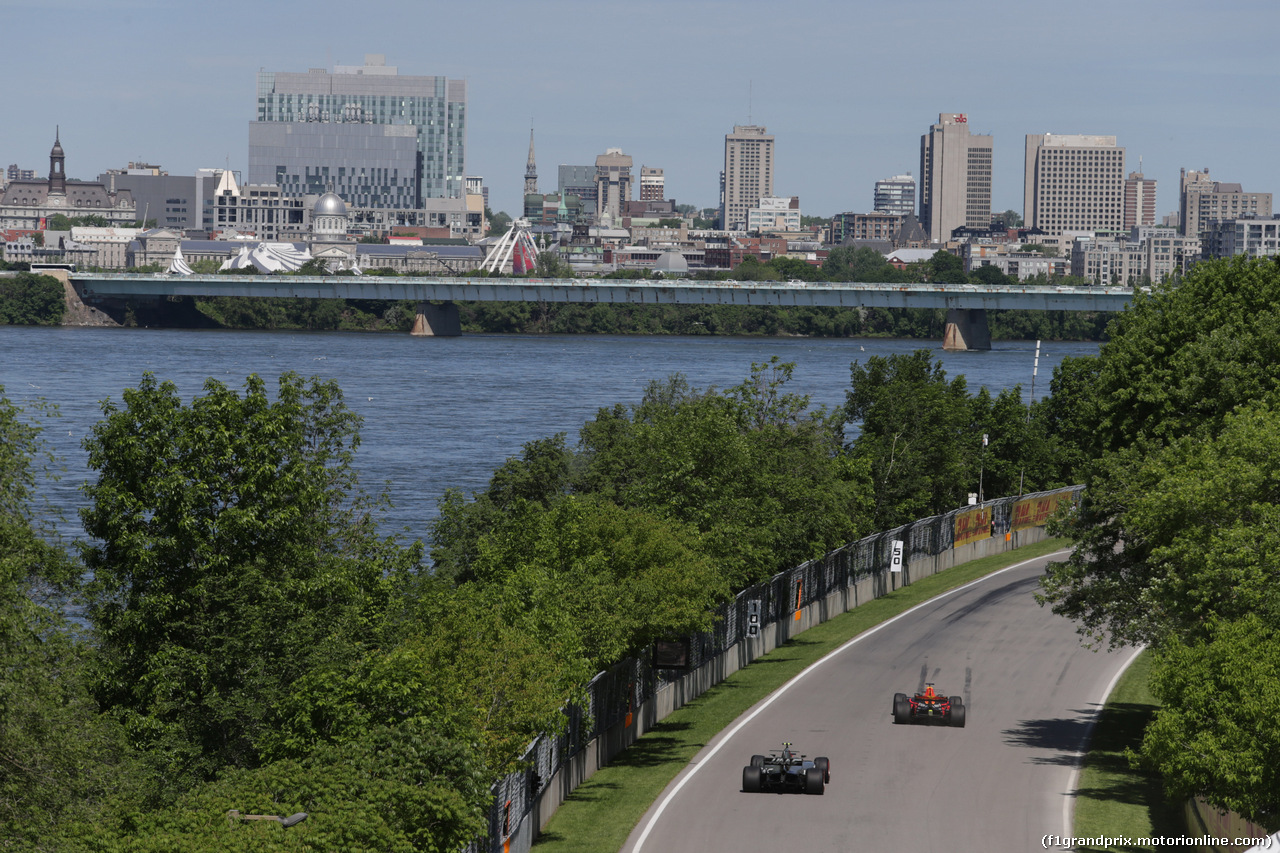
[1202,215,1280,260]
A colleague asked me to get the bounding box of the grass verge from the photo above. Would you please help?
[1073,650,1181,851]
[532,537,1072,852]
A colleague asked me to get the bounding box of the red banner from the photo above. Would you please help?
[954,506,993,547]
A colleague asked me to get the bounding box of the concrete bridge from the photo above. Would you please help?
[70,272,1136,351]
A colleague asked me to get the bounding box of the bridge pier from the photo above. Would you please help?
[943,308,991,351]
[410,301,461,336]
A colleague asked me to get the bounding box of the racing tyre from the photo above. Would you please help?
[743,765,763,793]
[750,754,766,768]
[949,701,966,728]
[804,766,825,795]
[893,692,910,724]
[814,756,831,783]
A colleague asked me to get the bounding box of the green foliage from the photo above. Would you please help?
[466,497,727,669]
[486,210,512,238]
[1042,397,1280,648]
[0,389,139,850]
[534,251,573,278]
[1035,256,1280,820]
[0,272,66,325]
[73,720,491,853]
[575,359,872,587]
[1086,256,1280,456]
[1141,615,1280,824]
[80,372,422,790]
[844,351,975,528]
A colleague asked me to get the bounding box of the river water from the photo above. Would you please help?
[0,327,1099,543]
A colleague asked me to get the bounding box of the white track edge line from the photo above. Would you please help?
[631,548,1072,853]
[1062,643,1147,839]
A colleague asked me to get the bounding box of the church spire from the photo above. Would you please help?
[49,126,66,196]
[524,127,538,196]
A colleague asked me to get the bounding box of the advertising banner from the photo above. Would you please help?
[954,506,993,547]
[1012,492,1069,532]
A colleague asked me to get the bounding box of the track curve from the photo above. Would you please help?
[623,552,1140,853]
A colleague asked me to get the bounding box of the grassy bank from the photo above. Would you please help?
[532,537,1071,852]
[1074,651,1181,851]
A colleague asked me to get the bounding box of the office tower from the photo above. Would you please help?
[250,54,466,204]
[595,148,633,223]
[640,166,665,201]
[1123,171,1157,230]
[919,114,992,242]
[1023,133,1125,235]
[722,125,774,231]
[558,164,597,211]
[874,174,916,217]
[1179,168,1273,238]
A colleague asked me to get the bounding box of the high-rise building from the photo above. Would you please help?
[874,174,916,217]
[722,125,774,231]
[558,164,597,211]
[595,148,633,224]
[919,114,992,242]
[1123,171,1157,230]
[640,166,665,202]
[250,54,466,204]
[1023,134,1125,235]
[1179,168,1273,238]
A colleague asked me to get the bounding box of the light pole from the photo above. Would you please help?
[979,432,988,504]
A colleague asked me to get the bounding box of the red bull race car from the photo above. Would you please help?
[892,683,966,727]
[741,743,831,795]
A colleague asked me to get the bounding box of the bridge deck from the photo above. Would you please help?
[73,274,1134,313]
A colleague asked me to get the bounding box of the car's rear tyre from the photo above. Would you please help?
[804,766,825,794]
[743,766,763,792]
[950,701,966,728]
[814,756,831,783]
[893,692,910,724]
[750,754,766,768]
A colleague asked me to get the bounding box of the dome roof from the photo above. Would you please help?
[654,250,689,273]
[314,192,347,217]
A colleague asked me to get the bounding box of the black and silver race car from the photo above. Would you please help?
[892,683,966,727]
[741,743,830,794]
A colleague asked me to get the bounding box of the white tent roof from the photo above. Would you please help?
[217,242,311,273]
[166,245,193,276]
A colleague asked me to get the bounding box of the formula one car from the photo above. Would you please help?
[892,683,966,727]
[741,743,830,795]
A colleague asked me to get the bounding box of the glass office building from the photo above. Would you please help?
[252,55,466,204]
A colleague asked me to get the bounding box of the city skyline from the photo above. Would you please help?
[4,0,1278,222]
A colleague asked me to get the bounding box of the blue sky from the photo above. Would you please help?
[4,0,1278,220]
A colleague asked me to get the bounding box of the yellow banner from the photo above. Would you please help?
[954,506,993,547]
[1011,492,1068,531]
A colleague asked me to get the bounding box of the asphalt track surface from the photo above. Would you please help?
[623,551,1141,853]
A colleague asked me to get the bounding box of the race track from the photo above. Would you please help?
[623,551,1139,853]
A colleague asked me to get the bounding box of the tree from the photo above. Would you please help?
[843,350,976,528]
[1140,614,1280,824]
[926,250,967,284]
[0,273,66,326]
[1041,396,1280,648]
[0,388,137,850]
[74,719,492,853]
[463,496,728,670]
[80,372,422,790]
[993,209,1023,228]
[577,361,871,587]
[534,251,573,278]
[486,209,512,238]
